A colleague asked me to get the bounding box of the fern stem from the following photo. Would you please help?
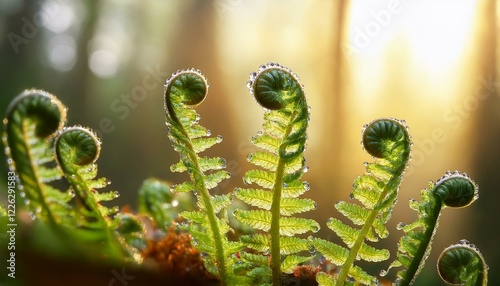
[54,127,125,260]
[164,70,228,285]
[4,90,67,225]
[170,121,228,285]
[395,171,478,285]
[336,174,403,286]
[398,196,441,286]
[271,108,303,285]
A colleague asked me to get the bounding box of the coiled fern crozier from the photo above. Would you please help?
[382,171,481,286]
[3,89,143,263]
[313,118,411,285]
[1,63,488,286]
[234,63,319,285]
[3,90,71,226]
[163,68,243,285]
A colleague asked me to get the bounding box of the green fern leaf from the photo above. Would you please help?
[235,63,318,285]
[137,178,194,230]
[164,68,242,285]
[314,118,411,286]
[383,171,479,286]
[281,255,312,273]
[54,126,142,263]
[3,89,72,225]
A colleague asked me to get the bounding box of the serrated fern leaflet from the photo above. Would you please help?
[54,126,142,262]
[3,89,72,225]
[313,118,411,286]
[164,68,243,285]
[234,63,319,286]
[383,171,479,286]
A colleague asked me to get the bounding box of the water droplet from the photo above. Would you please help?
[219,158,227,168]
[193,190,198,196]
[107,180,112,185]
[349,193,354,200]
[246,154,253,162]
[111,206,120,213]
[312,202,318,210]
[200,252,209,259]
[216,135,223,143]
[28,212,36,220]
[206,129,211,136]
[396,222,406,230]
[363,161,369,167]
[19,192,25,198]
[303,181,310,191]
[282,182,288,188]
[379,269,388,277]
[308,245,316,255]
[256,130,263,136]
[2,118,8,125]
[114,192,120,198]
[246,80,254,90]
[303,166,309,173]
[458,239,470,245]
[172,200,179,207]
[24,199,30,206]
[311,224,320,233]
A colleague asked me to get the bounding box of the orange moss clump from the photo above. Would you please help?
[142,224,218,283]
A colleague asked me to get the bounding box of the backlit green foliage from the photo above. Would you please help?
[234,63,319,286]
[2,64,488,286]
[163,68,244,285]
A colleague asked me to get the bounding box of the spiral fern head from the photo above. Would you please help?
[247,62,304,110]
[3,89,69,223]
[54,126,101,167]
[437,240,488,286]
[362,118,411,161]
[433,171,478,208]
[5,89,67,138]
[164,68,208,109]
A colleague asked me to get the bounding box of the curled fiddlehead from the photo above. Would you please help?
[54,126,141,262]
[3,89,72,224]
[383,171,479,286]
[234,63,318,285]
[164,68,242,285]
[313,118,411,286]
[437,240,488,286]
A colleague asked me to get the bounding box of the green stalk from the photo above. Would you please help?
[165,95,228,285]
[336,175,402,286]
[270,114,296,286]
[398,196,441,286]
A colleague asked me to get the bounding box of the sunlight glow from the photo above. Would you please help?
[348,0,478,107]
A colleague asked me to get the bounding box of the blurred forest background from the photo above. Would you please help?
[0,0,499,284]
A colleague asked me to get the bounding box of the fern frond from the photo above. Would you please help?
[137,178,194,230]
[314,118,411,286]
[164,68,242,285]
[3,89,72,225]
[234,63,318,285]
[54,126,142,262]
[437,240,488,286]
[383,171,478,286]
